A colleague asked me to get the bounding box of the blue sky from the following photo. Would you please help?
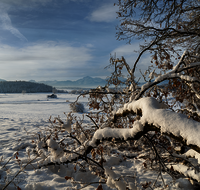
[0,0,147,81]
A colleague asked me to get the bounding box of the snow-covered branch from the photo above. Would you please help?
[114,97,200,153]
[136,61,200,100]
[38,97,200,171]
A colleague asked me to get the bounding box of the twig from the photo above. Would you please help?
[2,154,40,190]
[86,114,99,129]
[2,152,19,169]
[144,135,173,177]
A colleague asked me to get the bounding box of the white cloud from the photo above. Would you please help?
[111,44,137,56]
[88,3,118,23]
[0,11,28,42]
[0,2,28,42]
[0,42,93,80]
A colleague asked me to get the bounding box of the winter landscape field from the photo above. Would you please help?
[0,0,200,189]
[0,92,197,190]
[0,92,90,190]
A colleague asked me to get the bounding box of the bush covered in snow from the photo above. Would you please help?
[70,102,85,113]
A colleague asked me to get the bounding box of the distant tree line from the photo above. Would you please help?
[0,81,53,93]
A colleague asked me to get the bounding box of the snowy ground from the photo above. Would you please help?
[0,93,195,190]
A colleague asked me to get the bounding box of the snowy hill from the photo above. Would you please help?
[39,76,107,88]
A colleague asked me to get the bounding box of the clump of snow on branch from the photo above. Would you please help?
[47,139,64,159]
[61,112,73,133]
[184,149,200,164]
[89,120,143,147]
[105,166,127,190]
[116,97,200,147]
[138,52,200,100]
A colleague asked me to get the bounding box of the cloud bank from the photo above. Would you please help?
[0,42,93,80]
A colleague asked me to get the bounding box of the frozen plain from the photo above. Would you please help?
[0,93,196,190]
[0,93,85,148]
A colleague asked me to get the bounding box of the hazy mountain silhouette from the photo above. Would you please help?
[39,76,107,88]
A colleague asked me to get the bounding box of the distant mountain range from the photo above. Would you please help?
[38,76,107,88]
[0,76,107,89]
[0,76,170,92]
[0,76,170,90]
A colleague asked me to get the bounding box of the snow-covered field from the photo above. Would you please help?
[0,93,194,190]
[0,93,84,146]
